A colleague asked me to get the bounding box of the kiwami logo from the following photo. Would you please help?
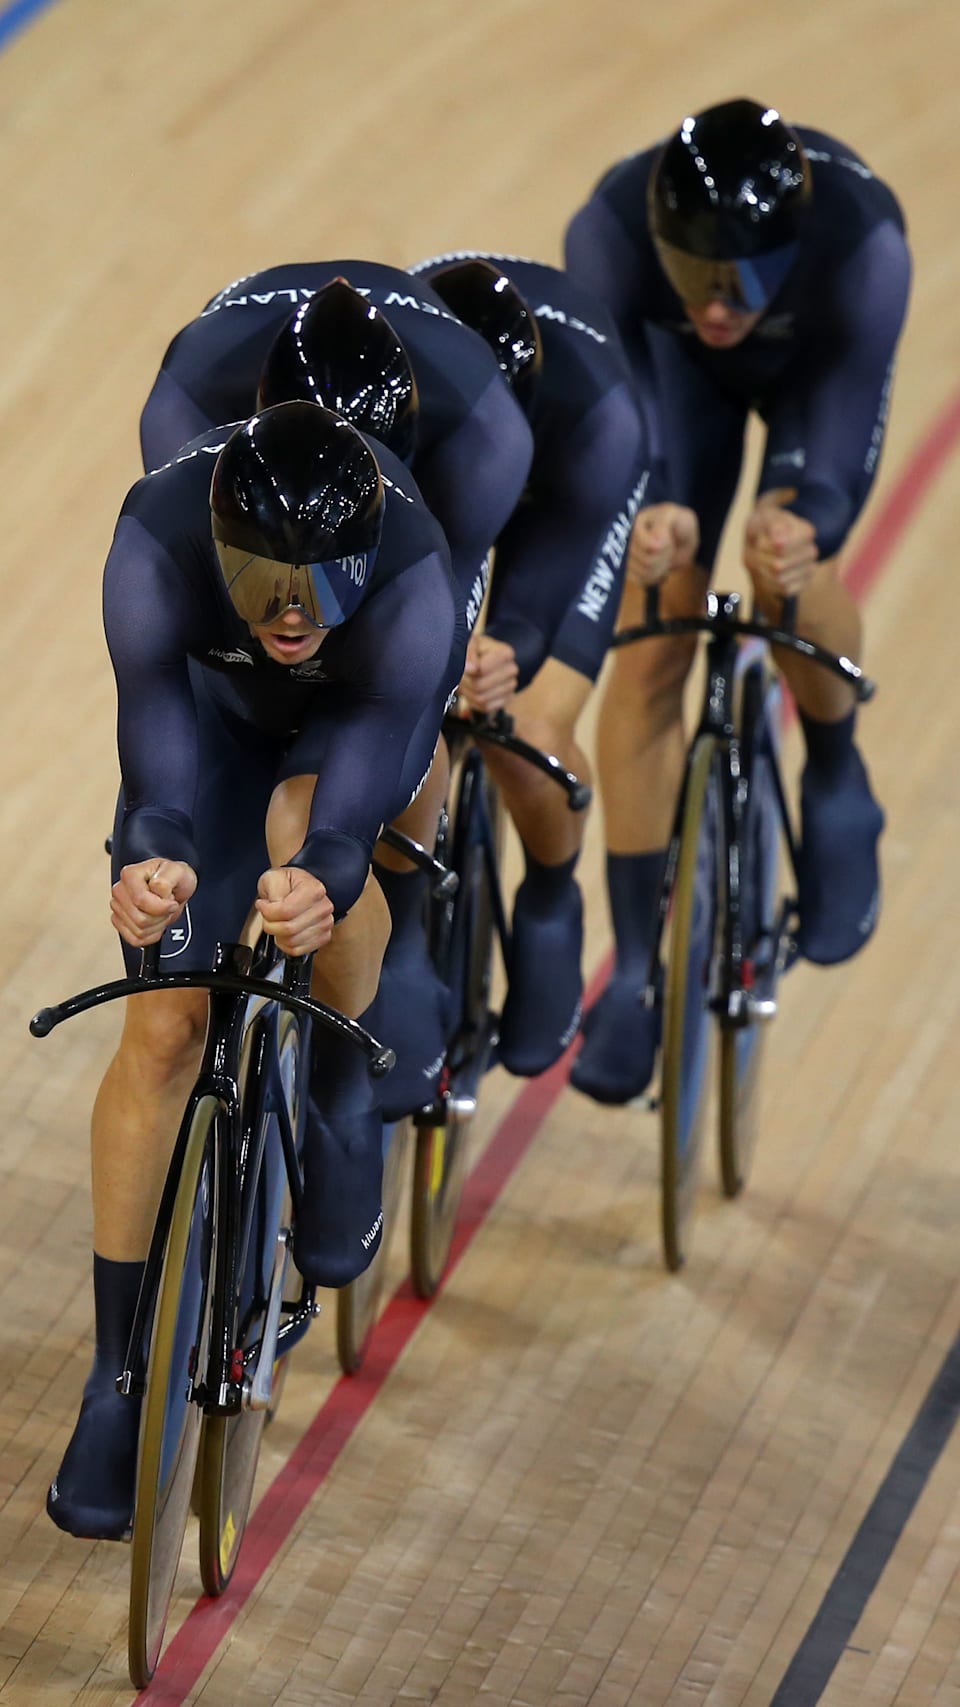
[576,473,650,622]
[361,1209,384,1251]
[534,303,608,345]
[559,1000,583,1051]
[208,647,255,666]
[160,903,193,960]
[768,448,806,470]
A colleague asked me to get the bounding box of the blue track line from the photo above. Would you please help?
[771,1325,960,1703]
[0,0,60,54]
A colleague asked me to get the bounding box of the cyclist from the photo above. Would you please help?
[409,252,648,1075]
[139,262,533,1111]
[47,400,464,1540]
[564,98,911,1103]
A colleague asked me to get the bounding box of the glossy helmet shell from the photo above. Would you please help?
[258,278,419,465]
[427,258,542,413]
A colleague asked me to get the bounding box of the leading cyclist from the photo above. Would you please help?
[47,401,464,1540]
[564,98,911,1103]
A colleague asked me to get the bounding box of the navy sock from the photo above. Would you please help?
[85,1253,145,1392]
[607,850,667,980]
[515,850,578,920]
[799,709,857,784]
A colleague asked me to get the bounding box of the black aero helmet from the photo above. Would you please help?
[649,99,812,311]
[427,259,542,412]
[210,401,384,630]
[258,279,419,465]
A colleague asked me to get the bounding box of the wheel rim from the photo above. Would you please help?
[661,739,718,1272]
[128,1098,217,1686]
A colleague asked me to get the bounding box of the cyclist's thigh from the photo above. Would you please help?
[111,665,281,977]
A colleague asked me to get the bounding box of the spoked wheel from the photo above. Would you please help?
[718,671,787,1197]
[336,1119,409,1373]
[410,753,500,1299]
[128,1095,218,1688]
[197,1010,302,1596]
[660,735,720,1272]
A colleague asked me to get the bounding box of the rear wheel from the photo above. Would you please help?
[128,1096,218,1688]
[718,671,785,1197]
[336,1120,409,1373]
[660,736,720,1272]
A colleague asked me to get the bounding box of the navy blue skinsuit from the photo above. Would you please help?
[564,128,911,568]
[105,423,465,972]
[139,260,533,628]
[410,251,648,686]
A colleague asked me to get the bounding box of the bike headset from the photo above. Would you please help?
[648,98,812,313]
[425,258,543,414]
[257,277,420,465]
[210,400,384,630]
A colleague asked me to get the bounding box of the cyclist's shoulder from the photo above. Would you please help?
[796,127,908,246]
[121,423,238,531]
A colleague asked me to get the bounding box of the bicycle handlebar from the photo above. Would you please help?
[29,941,396,1077]
[443,707,592,810]
[613,586,875,703]
[377,826,459,896]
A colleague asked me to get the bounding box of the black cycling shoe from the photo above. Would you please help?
[569,977,661,1105]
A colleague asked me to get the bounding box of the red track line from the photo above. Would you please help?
[139,389,960,1702]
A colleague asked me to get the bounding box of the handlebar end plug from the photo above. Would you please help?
[29,1009,56,1038]
[371,1047,396,1078]
[569,783,592,812]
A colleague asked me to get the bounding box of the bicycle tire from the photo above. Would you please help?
[410,763,500,1299]
[336,1119,409,1374]
[197,1007,301,1596]
[660,734,720,1272]
[128,1094,218,1688]
[718,670,784,1197]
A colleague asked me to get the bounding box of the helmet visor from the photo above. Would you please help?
[653,237,799,312]
[215,541,371,629]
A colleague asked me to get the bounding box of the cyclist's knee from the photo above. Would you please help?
[119,988,207,1081]
[609,630,696,717]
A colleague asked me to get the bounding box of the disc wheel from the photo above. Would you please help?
[718,673,783,1197]
[336,1119,409,1374]
[128,1096,218,1688]
[660,735,720,1272]
[197,1010,301,1596]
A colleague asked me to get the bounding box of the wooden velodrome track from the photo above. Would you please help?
[2,0,960,1701]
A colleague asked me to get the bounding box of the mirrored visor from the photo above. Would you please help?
[653,238,799,312]
[214,542,371,629]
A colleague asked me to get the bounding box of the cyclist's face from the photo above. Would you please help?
[685,299,764,348]
[251,609,329,664]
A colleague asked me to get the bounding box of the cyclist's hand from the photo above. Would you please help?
[626,503,700,587]
[256,867,335,955]
[458,634,519,714]
[743,492,819,598]
[111,859,198,947]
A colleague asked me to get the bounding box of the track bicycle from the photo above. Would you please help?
[30,932,393,1687]
[335,707,591,1367]
[612,587,875,1272]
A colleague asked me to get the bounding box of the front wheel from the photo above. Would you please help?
[660,736,720,1272]
[128,1096,218,1688]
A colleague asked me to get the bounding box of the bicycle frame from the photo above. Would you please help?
[614,587,875,1027]
[31,939,393,1415]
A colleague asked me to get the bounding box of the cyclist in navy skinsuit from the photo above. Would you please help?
[139,262,535,1108]
[410,252,648,1076]
[563,99,911,1104]
[47,402,464,1543]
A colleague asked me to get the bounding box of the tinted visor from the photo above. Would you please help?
[215,541,371,629]
[653,238,799,312]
